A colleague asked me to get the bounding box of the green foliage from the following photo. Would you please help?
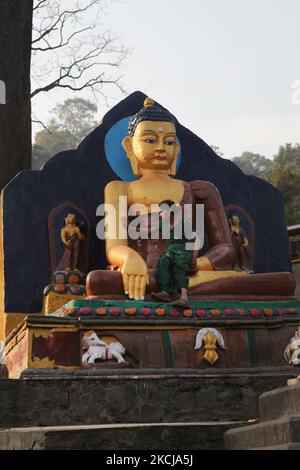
[32,98,98,169]
[51,98,98,146]
[232,145,300,225]
[232,151,272,177]
[263,144,300,226]
[34,127,75,159]
[32,144,51,170]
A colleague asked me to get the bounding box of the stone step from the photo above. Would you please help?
[224,415,300,450]
[259,383,300,420]
[253,443,300,450]
[0,421,244,450]
[0,370,292,428]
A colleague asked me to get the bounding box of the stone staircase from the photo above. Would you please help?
[224,382,300,449]
[0,421,243,450]
[0,368,296,450]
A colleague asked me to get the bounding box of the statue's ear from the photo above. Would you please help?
[122,136,133,158]
[122,136,141,177]
[169,142,180,176]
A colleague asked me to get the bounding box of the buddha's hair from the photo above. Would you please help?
[127,97,176,136]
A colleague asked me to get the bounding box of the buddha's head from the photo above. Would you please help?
[122,98,180,177]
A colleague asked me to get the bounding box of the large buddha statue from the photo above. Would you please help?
[87,98,295,301]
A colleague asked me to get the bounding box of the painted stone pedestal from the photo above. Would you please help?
[2,298,300,450]
[4,299,300,379]
[43,270,86,315]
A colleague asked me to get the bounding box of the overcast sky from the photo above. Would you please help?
[32,0,300,159]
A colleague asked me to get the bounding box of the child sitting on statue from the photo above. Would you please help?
[151,200,195,308]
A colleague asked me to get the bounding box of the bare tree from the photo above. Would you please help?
[31,0,128,103]
[0,0,33,190]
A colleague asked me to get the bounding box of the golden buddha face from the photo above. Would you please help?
[122,120,180,176]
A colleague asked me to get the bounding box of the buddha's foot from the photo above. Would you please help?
[151,291,171,302]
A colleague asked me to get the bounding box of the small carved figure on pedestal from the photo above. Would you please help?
[194,328,225,366]
[284,327,300,366]
[229,215,252,273]
[57,213,85,272]
[44,206,90,313]
[82,331,127,365]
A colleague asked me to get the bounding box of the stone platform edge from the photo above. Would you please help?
[49,299,300,321]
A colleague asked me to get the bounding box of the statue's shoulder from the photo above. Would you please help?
[105,180,129,193]
[189,180,220,195]
[104,180,129,204]
[189,180,223,208]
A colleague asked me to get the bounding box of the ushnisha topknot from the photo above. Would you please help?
[127,97,176,136]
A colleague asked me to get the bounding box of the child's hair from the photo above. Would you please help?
[159,199,176,210]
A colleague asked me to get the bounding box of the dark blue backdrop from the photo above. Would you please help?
[2,91,291,313]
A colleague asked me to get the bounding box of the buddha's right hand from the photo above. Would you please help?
[121,253,148,301]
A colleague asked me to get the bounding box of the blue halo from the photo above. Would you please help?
[104,116,183,182]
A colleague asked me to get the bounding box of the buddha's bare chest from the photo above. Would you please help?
[128,180,185,209]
